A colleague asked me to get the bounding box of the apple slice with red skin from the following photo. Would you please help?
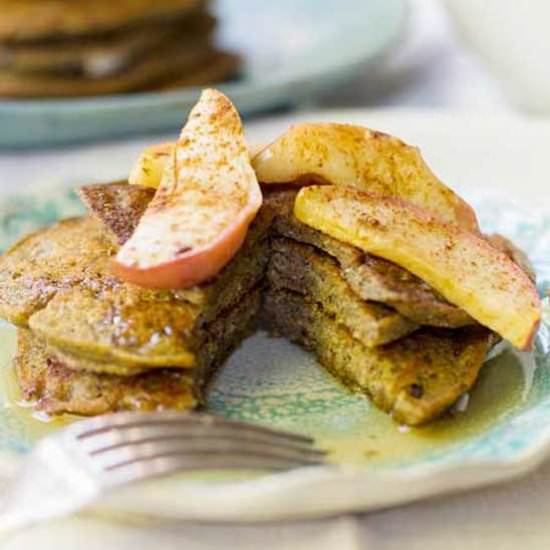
[294,185,540,350]
[113,89,262,289]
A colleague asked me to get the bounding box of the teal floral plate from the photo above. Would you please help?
[0,184,549,522]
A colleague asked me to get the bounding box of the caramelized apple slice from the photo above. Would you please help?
[129,142,173,189]
[113,89,262,289]
[253,123,478,231]
[294,185,540,350]
[130,142,264,189]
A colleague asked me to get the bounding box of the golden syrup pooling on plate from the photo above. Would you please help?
[0,323,528,465]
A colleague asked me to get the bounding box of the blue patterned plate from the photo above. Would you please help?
[0,179,549,521]
[0,0,406,148]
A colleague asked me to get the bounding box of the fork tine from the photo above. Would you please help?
[63,412,327,486]
[78,425,325,457]
[88,438,325,471]
[71,411,313,445]
[103,452,322,486]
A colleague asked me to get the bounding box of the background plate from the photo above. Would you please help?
[0,111,549,522]
[0,0,406,148]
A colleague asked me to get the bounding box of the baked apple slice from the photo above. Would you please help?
[113,89,262,289]
[294,185,540,350]
[253,123,478,231]
[129,142,173,189]
[130,142,264,189]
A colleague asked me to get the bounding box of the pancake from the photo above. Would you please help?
[15,328,196,415]
[268,237,417,347]
[78,183,155,245]
[0,217,115,326]
[155,51,241,91]
[265,189,474,327]
[0,0,204,43]
[28,238,268,368]
[16,287,260,415]
[264,289,493,426]
[0,13,216,76]
[0,45,239,98]
[1,188,272,367]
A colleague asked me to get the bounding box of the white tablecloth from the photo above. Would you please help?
[2,1,550,548]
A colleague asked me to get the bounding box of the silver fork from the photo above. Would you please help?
[0,411,326,533]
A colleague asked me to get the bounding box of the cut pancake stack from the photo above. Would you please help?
[0,0,239,97]
[1,185,273,414]
[263,189,495,425]
[0,183,532,425]
[0,90,540,426]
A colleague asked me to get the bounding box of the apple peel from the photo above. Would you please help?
[113,89,262,289]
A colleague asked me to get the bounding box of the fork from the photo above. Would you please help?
[0,411,326,533]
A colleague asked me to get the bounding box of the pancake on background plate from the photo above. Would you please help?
[0,0,240,97]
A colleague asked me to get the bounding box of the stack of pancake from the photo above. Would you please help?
[0,183,513,425]
[0,0,240,97]
[0,184,270,415]
[263,189,495,425]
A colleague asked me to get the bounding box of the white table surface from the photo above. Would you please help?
[2,1,550,548]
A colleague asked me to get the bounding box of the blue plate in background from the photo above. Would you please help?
[0,0,406,148]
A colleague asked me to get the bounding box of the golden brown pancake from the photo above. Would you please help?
[15,287,261,415]
[264,289,494,426]
[0,218,268,369]
[266,189,475,328]
[0,46,239,98]
[0,0,204,43]
[15,271,261,416]
[15,328,197,415]
[0,13,216,76]
[28,238,268,368]
[268,237,417,347]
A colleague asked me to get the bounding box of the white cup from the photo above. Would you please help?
[443,0,550,114]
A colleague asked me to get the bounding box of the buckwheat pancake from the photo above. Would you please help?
[0,217,115,326]
[266,189,474,328]
[46,283,260,381]
[15,289,261,415]
[1,217,268,368]
[0,0,204,43]
[2,189,266,415]
[264,289,494,426]
[15,328,197,415]
[0,46,239,98]
[0,12,216,77]
[268,238,417,347]
[78,183,155,245]
[28,238,268,368]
